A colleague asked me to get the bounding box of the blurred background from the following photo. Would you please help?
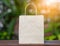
[0,0,60,40]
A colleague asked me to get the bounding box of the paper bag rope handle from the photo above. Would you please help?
[25,2,37,15]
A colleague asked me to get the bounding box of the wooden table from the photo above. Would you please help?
[0,40,60,46]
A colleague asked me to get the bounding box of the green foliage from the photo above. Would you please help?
[7,18,16,36]
[44,22,53,33]
[45,21,60,40]
[0,0,22,40]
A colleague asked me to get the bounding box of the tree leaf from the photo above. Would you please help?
[7,18,16,36]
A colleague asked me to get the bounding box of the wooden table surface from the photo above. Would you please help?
[0,40,60,46]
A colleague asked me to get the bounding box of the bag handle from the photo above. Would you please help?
[25,2,37,15]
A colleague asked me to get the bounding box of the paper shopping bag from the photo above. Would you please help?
[19,15,44,44]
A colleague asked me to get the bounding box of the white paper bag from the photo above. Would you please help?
[19,15,44,44]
